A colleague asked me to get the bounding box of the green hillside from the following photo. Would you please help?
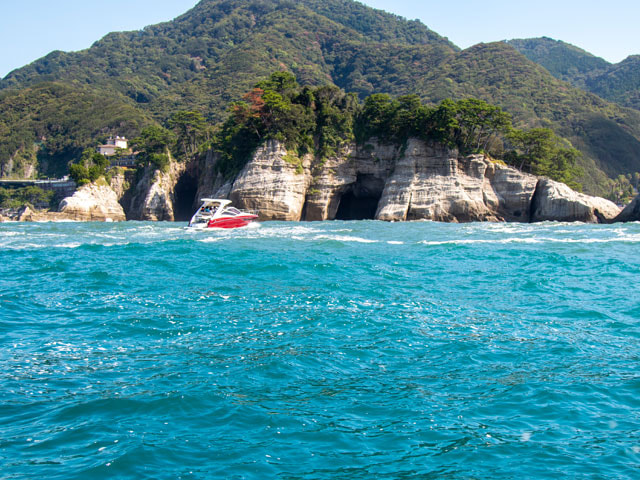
[506,37,610,88]
[0,83,155,178]
[508,37,640,111]
[1,0,639,196]
[1,0,456,120]
[587,56,640,111]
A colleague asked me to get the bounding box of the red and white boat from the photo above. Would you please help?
[188,198,258,229]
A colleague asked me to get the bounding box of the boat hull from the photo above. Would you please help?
[206,215,258,229]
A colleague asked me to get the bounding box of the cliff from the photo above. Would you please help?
[530,179,622,223]
[203,138,620,224]
[9,182,127,222]
[614,194,640,222]
[125,159,186,221]
[57,182,126,221]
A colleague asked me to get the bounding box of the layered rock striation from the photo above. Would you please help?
[58,183,126,221]
[228,142,313,221]
[125,160,186,221]
[202,138,619,224]
[531,179,622,223]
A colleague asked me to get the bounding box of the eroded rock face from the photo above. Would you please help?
[614,194,640,222]
[227,141,313,221]
[195,138,618,224]
[374,140,541,222]
[483,161,539,222]
[377,142,503,222]
[127,160,186,221]
[530,179,620,223]
[194,150,230,207]
[58,183,126,221]
[109,171,128,200]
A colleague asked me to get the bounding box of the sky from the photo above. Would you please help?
[1,0,638,79]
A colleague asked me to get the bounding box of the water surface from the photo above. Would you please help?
[1,220,639,479]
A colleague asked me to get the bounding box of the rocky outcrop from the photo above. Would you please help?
[226,141,313,221]
[614,194,640,222]
[126,160,186,221]
[199,138,620,224]
[194,150,224,202]
[530,179,620,223]
[109,170,129,200]
[17,205,35,222]
[375,141,536,222]
[304,142,397,221]
[58,183,126,221]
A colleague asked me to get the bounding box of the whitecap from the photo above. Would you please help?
[313,234,378,243]
[54,243,82,249]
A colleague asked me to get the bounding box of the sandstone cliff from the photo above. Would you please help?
[58,182,126,221]
[228,142,312,221]
[614,194,640,222]
[126,159,186,221]
[203,138,619,224]
[531,179,621,223]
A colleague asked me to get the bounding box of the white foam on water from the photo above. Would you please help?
[313,234,378,244]
[419,238,542,246]
[54,243,82,249]
[1,243,45,250]
[419,235,640,246]
[197,236,225,243]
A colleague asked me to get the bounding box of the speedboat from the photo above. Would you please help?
[188,198,258,229]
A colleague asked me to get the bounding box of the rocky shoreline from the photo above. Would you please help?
[3,138,638,224]
[201,139,623,224]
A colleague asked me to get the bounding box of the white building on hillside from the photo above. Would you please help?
[98,136,128,156]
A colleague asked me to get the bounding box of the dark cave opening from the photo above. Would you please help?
[173,172,199,222]
[334,174,383,220]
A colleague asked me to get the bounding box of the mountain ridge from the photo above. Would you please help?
[507,37,640,111]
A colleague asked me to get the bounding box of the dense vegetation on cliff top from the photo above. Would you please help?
[508,38,640,112]
[214,72,582,189]
[1,0,639,196]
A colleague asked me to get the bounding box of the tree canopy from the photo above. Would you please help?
[212,72,582,188]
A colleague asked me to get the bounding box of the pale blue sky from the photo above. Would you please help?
[1,0,638,79]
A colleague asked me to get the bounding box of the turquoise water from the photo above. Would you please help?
[1,220,639,479]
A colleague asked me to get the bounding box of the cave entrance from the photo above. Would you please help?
[173,171,199,221]
[334,174,383,221]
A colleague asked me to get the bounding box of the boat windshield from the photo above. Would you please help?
[224,207,241,216]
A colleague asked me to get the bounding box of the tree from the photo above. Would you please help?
[505,128,582,189]
[455,98,512,153]
[424,99,460,147]
[255,71,299,96]
[68,148,109,184]
[69,163,90,184]
[607,174,635,204]
[167,111,207,158]
[314,86,357,158]
[131,125,175,172]
[355,93,396,142]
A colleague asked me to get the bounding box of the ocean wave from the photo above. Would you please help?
[312,234,378,243]
[419,235,640,246]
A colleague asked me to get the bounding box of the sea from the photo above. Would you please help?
[1,220,639,479]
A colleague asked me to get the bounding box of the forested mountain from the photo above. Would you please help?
[0,83,155,178]
[1,0,640,195]
[508,37,640,111]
